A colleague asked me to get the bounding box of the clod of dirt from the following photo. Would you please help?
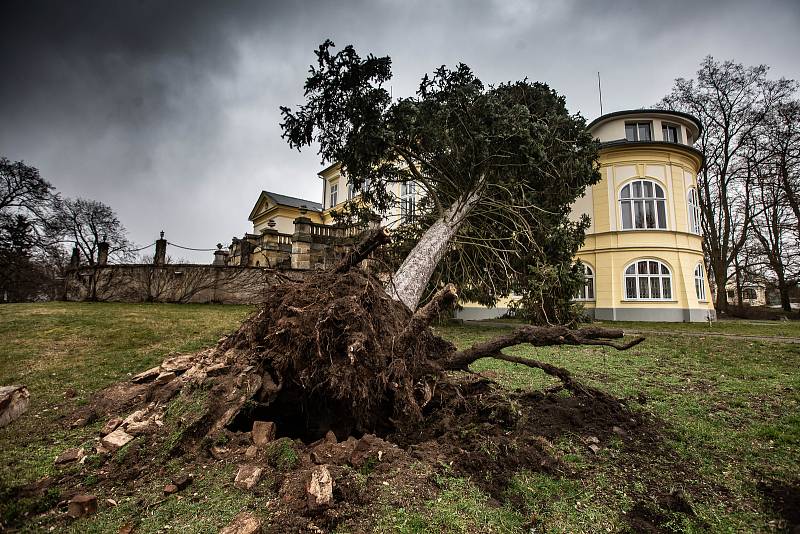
[67,494,97,518]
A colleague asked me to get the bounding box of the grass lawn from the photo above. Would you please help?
[1,302,799,532]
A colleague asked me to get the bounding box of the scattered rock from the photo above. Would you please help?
[0,385,30,428]
[324,431,337,444]
[244,445,258,460]
[306,465,333,512]
[205,363,229,377]
[586,436,600,444]
[159,354,196,374]
[219,511,262,534]
[71,418,88,428]
[67,494,97,518]
[588,444,601,455]
[122,409,147,427]
[154,371,176,385]
[119,523,134,534]
[55,447,85,465]
[173,473,193,491]
[612,425,628,438]
[100,417,123,435]
[102,428,134,451]
[163,484,178,495]
[131,366,161,383]
[234,465,263,490]
[126,420,153,436]
[106,498,117,506]
[64,388,77,398]
[252,421,276,447]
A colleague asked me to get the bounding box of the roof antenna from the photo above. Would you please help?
[597,71,603,116]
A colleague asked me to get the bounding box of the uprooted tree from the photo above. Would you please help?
[86,42,645,496]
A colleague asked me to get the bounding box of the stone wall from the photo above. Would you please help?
[64,264,307,305]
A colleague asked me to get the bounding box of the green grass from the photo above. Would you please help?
[434,323,800,532]
[1,302,799,532]
[0,302,252,528]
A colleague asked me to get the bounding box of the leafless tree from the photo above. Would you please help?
[660,57,796,313]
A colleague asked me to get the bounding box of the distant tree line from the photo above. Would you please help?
[660,57,800,313]
[0,157,132,302]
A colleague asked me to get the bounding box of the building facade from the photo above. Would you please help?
[234,109,716,322]
[572,109,714,321]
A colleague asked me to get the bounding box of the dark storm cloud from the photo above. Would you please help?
[1,0,799,261]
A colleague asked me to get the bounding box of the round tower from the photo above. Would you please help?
[572,109,715,321]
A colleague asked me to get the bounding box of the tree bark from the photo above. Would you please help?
[388,191,480,311]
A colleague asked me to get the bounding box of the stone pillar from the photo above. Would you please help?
[69,245,81,269]
[154,231,167,266]
[291,217,313,270]
[212,244,228,266]
[97,239,109,266]
[240,239,252,267]
[261,229,280,267]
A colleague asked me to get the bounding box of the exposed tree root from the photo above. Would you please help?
[89,228,644,456]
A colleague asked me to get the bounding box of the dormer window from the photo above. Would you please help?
[662,123,680,143]
[625,122,652,142]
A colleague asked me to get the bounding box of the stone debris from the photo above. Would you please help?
[154,371,177,385]
[67,494,97,518]
[119,523,134,534]
[219,511,262,534]
[244,445,258,460]
[0,385,30,428]
[252,421,276,447]
[586,436,600,444]
[71,418,88,428]
[205,363,229,377]
[101,428,134,451]
[55,447,85,465]
[131,366,161,383]
[122,409,147,427]
[588,444,601,455]
[100,417,123,435]
[306,465,334,512]
[64,388,77,398]
[234,465,263,490]
[163,484,178,495]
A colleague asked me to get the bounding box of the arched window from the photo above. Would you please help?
[620,180,667,230]
[576,264,595,301]
[694,264,706,301]
[687,187,701,234]
[624,260,672,300]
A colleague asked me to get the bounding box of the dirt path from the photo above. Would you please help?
[462,321,800,344]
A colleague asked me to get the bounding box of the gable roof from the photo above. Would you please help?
[248,191,322,221]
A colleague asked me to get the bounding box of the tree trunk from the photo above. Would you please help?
[715,278,728,315]
[389,191,480,311]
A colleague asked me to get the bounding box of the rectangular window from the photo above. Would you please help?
[626,278,637,299]
[329,183,338,207]
[662,278,672,299]
[621,202,633,228]
[625,122,652,141]
[662,124,679,143]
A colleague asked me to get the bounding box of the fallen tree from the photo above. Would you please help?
[111,229,643,452]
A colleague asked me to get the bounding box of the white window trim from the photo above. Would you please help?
[619,179,669,231]
[329,182,338,208]
[400,182,416,221]
[622,259,674,301]
[575,263,596,301]
[694,264,707,302]
[687,187,701,235]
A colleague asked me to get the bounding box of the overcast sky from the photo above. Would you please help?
[2,0,799,262]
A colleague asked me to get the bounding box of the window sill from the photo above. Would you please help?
[621,299,678,303]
